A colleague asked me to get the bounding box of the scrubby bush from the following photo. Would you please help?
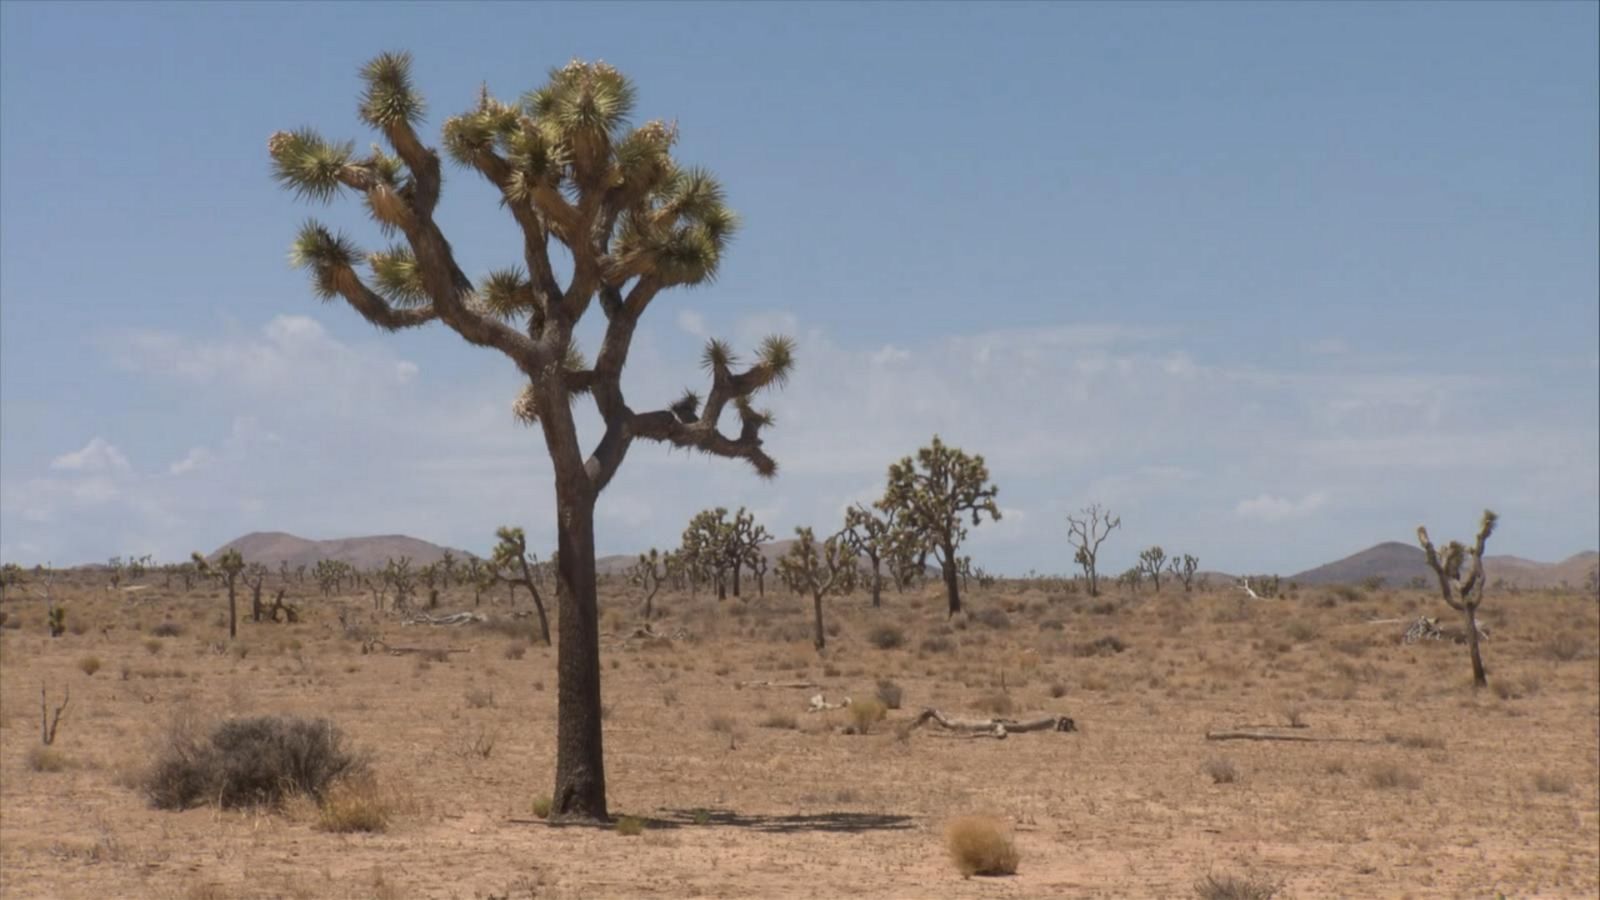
[849,699,887,734]
[530,795,552,819]
[141,715,366,810]
[615,815,644,836]
[945,815,1020,877]
[1202,757,1238,784]
[867,624,906,650]
[77,656,102,676]
[875,679,904,710]
[973,608,1011,630]
[1193,872,1279,900]
[317,773,391,832]
[27,746,70,772]
[150,622,183,638]
[503,641,528,660]
[1072,635,1127,657]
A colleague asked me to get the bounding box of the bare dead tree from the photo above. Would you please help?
[1067,504,1120,597]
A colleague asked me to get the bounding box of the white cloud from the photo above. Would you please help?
[168,446,214,475]
[1235,491,1330,522]
[50,437,131,473]
[676,310,707,337]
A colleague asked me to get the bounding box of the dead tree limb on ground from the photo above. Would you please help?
[1204,729,1378,743]
[905,707,1076,739]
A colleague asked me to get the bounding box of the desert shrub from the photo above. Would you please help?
[944,815,1020,877]
[144,639,163,656]
[867,625,906,650]
[1038,618,1065,632]
[615,815,644,836]
[141,715,366,810]
[530,795,552,818]
[707,714,736,734]
[316,774,391,833]
[849,699,887,734]
[1202,757,1239,784]
[27,746,70,772]
[1072,635,1127,657]
[151,621,183,638]
[875,679,904,710]
[974,692,1014,716]
[1367,764,1421,790]
[1193,872,1279,900]
[974,608,1011,630]
[1048,682,1068,699]
[464,687,495,709]
[78,656,102,676]
[1285,620,1319,643]
[920,636,955,654]
[759,712,797,730]
[1281,704,1307,728]
[1533,772,1572,794]
[1544,632,1586,662]
[1088,601,1116,615]
[503,641,528,660]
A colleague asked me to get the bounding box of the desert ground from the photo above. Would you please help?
[1,573,1596,899]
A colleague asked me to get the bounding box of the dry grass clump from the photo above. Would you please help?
[1532,771,1572,794]
[1072,635,1127,657]
[503,641,529,660]
[615,815,645,836]
[875,679,904,710]
[1368,763,1422,790]
[1202,757,1239,784]
[867,624,905,650]
[759,712,798,730]
[27,745,71,772]
[944,815,1020,877]
[140,714,366,810]
[77,655,102,676]
[973,608,1011,630]
[849,699,887,734]
[150,621,183,637]
[463,687,495,709]
[1193,871,1279,899]
[920,635,955,654]
[530,795,552,819]
[316,773,391,833]
[1542,631,1587,662]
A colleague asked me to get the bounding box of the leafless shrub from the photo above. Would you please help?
[868,625,906,650]
[1202,757,1239,784]
[150,621,183,638]
[875,679,904,710]
[141,715,366,810]
[1193,872,1279,900]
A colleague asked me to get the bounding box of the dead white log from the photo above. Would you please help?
[906,708,1076,739]
[402,611,484,626]
[738,680,819,690]
[807,693,852,712]
[1204,729,1377,743]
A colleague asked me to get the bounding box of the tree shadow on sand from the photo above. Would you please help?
[536,808,915,834]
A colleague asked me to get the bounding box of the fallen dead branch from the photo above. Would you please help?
[905,708,1076,740]
[807,693,851,712]
[402,611,484,626]
[738,680,819,690]
[1204,729,1378,744]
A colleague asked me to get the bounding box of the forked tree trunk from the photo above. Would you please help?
[1464,606,1487,687]
[552,488,607,822]
[226,579,238,639]
[869,557,882,608]
[941,543,961,616]
[812,592,826,651]
[732,562,742,598]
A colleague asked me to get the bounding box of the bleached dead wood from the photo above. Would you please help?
[738,680,819,690]
[807,693,852,712]
[905,708,1077,740]
[402,611,484,626]
[1204,729,1377,744]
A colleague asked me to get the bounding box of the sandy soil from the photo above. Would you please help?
[1,575,1596,899]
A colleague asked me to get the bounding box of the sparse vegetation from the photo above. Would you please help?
[944,815,1020,877]
[141,715,366,809]
[1202,757,1239,784]
[1193,872,1279,900]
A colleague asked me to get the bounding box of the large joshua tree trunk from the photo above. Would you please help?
[1464,605,1486,687]
[552,477,607,821]
[812,592,827,651]
[941,542,961,616]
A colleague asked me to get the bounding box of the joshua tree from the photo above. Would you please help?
[1067,503,1120,597]
[244,563,271,621]
[383,556,416,610]
[1137,546,1167,593]
[1118,566,1144,594]
[880,437,1000,616]
[106,557,125,590]
[1168,553,1200,593]
[629,548,669,619]
[491,526,552,645]
[439,550,458,588]
[271,53,791,820]
[0,563,24,602]
[1417,510,1498,688]
[727,507,771,598]
[839,503,898,608]
[776,527,857,651]
[681,508,740,600]
[197,550,245,639]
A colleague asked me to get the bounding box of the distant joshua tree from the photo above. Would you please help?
[776,527,857,651]
[1417,510,1498,688]
[1067,504,1120,597]
[1167,554,1200,593]
[491,527,551,646]
[196,550,245,639]
[629,548,670,620]
[880,437,1000,617]
[1137,546,1167,593]
[840,503,897,608]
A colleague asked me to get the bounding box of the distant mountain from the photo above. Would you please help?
[1291,542,1597,589]
[210,531,476,570]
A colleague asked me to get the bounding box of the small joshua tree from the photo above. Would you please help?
[727,508,771,598]
[839,503,898,608]
[244,563,270,621]
[383,556,417,610]
[1417,510,1498,688]
[1168,553,1200,593]
[680,508,739,600]
[629,549,668,620]
[1137,546,1166,593]
[196,550,245,640]
[491,527,551,645]
[1067,504,1120,597]
[880,436,1001,617]
[776,527,857,651]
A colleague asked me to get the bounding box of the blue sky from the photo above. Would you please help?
[2,1,1596,574]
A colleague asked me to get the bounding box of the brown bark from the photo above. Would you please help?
[812,592,826,651]
[550,478,607,822]
[941,544,961,616]
[1465,606,1487,687]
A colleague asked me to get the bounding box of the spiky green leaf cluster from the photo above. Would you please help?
[359,51,426,128]
[289,221,361,299]
[368,245,428,306]
[269,129,355,202]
